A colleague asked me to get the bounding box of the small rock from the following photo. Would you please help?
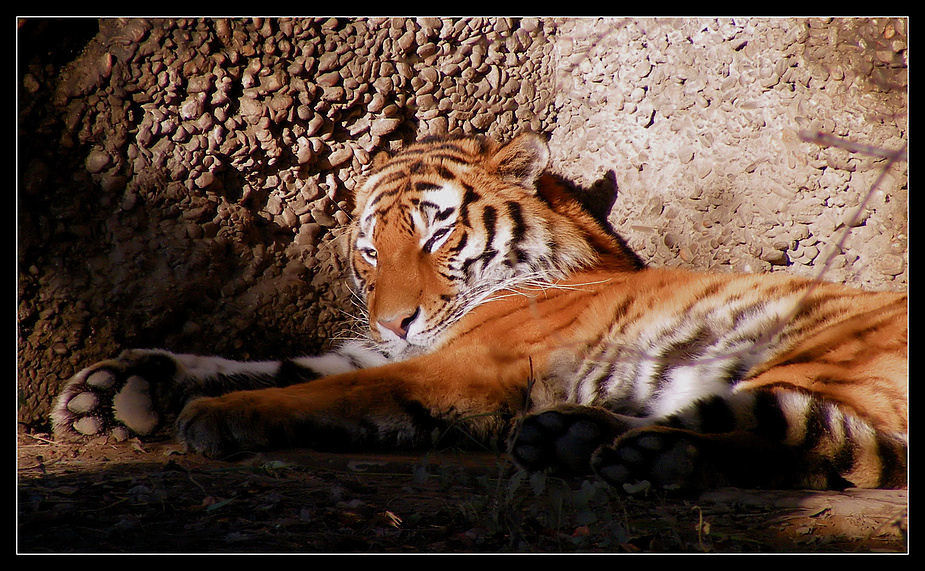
[311,208,337,227]
[318,51,339,72]
[194,171,216,189]
[179,96,204,120]
[85,149,112,173]
[367,92,388,113]
[260,71,286,92]
[296,104,313,121]
[239,98,265,121]
[321,85,345,102]
[316,71,341,87]
[370,117,402,136]
[327,147,353,168]
[306,114,325,136]
[759,246,789,266]
[296,140,315,164]
[186,74,213,94]
[875,253,905,276]
[22,73,40,94]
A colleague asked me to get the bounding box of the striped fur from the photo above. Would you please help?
[52,133,907,490]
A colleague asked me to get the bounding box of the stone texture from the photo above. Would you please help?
[17,17,907,428]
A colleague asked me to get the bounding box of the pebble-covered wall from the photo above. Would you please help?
[17,17,907,429]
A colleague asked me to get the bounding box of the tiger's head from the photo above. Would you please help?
[346,132,638,357]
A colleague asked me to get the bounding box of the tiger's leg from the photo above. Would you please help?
[175,358,526,458]
[51,343,389,441]
[590,389,908,490]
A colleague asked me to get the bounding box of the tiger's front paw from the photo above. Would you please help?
[51,350,180,441]
[176,394,274,458]
[591,428,702,491]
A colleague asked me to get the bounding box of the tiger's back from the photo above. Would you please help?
[428,250,907,488]
[52,132,907,491]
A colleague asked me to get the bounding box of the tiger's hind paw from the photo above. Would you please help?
[591,428,702,491]
[510,405,630,474]
[51,350,179,441]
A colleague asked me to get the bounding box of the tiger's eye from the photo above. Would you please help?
[359,248,378,264]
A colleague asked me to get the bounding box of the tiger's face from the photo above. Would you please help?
[346,133,598,357]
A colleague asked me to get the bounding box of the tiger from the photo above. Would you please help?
[51,132,908,491]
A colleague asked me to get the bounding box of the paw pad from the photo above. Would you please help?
[53,364,162,440]
[592,429,701,490]
[112,376,159,435]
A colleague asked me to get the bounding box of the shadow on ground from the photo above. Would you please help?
[17,432,907,554]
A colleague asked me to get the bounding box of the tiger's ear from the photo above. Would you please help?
[489,132,550,190]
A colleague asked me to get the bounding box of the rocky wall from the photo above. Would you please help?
[17,17,907,429]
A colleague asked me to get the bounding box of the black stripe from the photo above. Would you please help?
[402,210,416,234]
[506,200,527,242]
[277,360,322,386]
[875,432,907,487]
[418,201,457,225]
[650,325,714,391]
[590,362,619,404]
[830,416,856,479]
[457,206,498,275]
[423,228,450,253]
[449,232,468,254]
[415,181,443,192]
[373,170,408,187]
[457,183,480,227]
[428,152,474,164]
[674,280,725,316]
[696,395,737,433]
[461,249,497,276]
[435,207,456,221]
[799,399,826,451]
[399,141,470,156]
[461,184,480,205]
[339,351,367,371]
[366,187,400,209]
[752,390,789,441]
[482,206,497,244]
[435,164,455,179]
[389,153,469,170]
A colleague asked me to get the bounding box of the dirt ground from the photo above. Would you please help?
[17,432,908,554]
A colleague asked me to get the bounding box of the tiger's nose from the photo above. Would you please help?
[378,308,421,339]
